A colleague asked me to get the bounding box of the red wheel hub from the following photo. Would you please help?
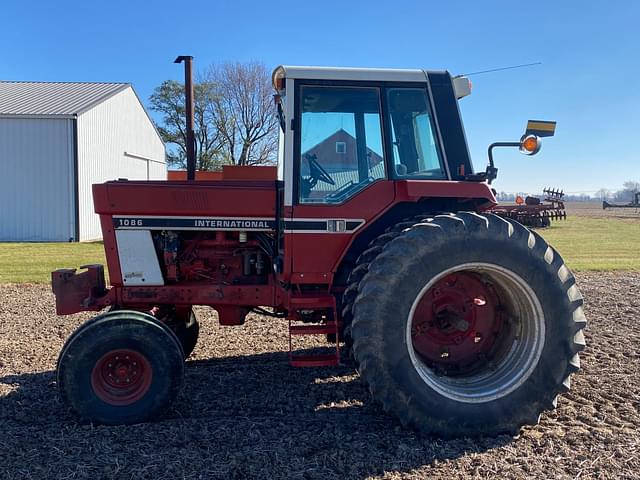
[91,349,153,406]
[411,273,503,374]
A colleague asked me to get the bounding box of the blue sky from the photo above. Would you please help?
[1,0,638,194]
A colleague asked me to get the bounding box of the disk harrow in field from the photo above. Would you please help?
[493,188,567,228]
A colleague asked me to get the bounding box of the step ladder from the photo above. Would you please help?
[288,296,341,367]
[288,320,341,367]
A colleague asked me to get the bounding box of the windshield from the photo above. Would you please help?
[298,86,386,204]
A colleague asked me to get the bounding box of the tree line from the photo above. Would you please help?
[593,181,640,202]
[495,181,640,202]
[150,61,278,170]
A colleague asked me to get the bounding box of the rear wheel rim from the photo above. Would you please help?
[407,263,545,403]
[91,349,153,406]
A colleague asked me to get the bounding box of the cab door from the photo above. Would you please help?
[288,84,395,282]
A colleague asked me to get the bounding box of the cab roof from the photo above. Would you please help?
[272,65,449,87]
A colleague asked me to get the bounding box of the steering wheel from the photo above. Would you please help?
[306,154,336,185]
[325,180,355,202]
[326,177,374,202]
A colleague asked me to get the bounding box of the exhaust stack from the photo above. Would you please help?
[174,55,196,181]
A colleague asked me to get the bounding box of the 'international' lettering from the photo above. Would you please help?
[194,219,269,229]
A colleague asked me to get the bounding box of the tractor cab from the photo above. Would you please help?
[270,66,493,285]
[272,66,476,208]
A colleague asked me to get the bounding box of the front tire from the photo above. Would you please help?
[351,212,586,437]
[57,310,185,425]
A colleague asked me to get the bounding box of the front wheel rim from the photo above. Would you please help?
[407,263,545,403]
[91,349,153,406]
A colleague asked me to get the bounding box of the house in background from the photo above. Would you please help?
[0,81,165,241]
[301,128,384,175]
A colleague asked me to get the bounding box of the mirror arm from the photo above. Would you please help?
[485,141,521,184]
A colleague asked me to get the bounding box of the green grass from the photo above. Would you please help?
[0,242,106,284]
[537,216,640,271]
[0,216,637,283]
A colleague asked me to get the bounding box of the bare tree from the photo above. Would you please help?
[150,61,278,170]
[594,188,611,201]
[614,180,640,202]
[205,62,279,166]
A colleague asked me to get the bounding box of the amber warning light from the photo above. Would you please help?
[519,135,541,155]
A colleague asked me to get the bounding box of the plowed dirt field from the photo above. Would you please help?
[1,272,638,479]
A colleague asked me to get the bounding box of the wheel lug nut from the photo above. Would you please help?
[474,334,483,343]
[125,356,129,360]
[108,364,112,368]
[440,350,449,359]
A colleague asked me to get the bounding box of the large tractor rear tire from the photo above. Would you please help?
[351,212,586,437]
[339,214,432,347]
[57,310,184,425]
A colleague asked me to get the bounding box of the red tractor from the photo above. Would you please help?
[52,65,585,437]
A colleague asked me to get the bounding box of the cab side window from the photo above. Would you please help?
[387,88,446,179]
[298,86,386,204]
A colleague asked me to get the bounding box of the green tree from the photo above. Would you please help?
[149,79,226,170]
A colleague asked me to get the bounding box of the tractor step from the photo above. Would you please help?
[288,295,336,308]
[289,321,339,335]
[289,354,340,367]
[288,302,341,367]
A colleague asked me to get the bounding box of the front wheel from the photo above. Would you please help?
[57,310,184,425]
[351,212,586,437]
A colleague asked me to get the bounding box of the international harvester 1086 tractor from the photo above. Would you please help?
[52,65,586,437]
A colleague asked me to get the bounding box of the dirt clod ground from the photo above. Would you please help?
[1,272,639,479]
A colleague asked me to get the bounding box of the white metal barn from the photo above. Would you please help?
[0,82,166,242]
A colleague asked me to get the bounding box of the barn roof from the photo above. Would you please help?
[0,81,129,117]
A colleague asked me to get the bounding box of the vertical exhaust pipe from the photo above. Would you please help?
[174,55,196,181]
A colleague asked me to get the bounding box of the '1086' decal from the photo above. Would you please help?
[116,218,144,227]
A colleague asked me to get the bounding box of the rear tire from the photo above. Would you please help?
[57,310,185,425]
[339,215,433,348]
[351,212,586,437]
